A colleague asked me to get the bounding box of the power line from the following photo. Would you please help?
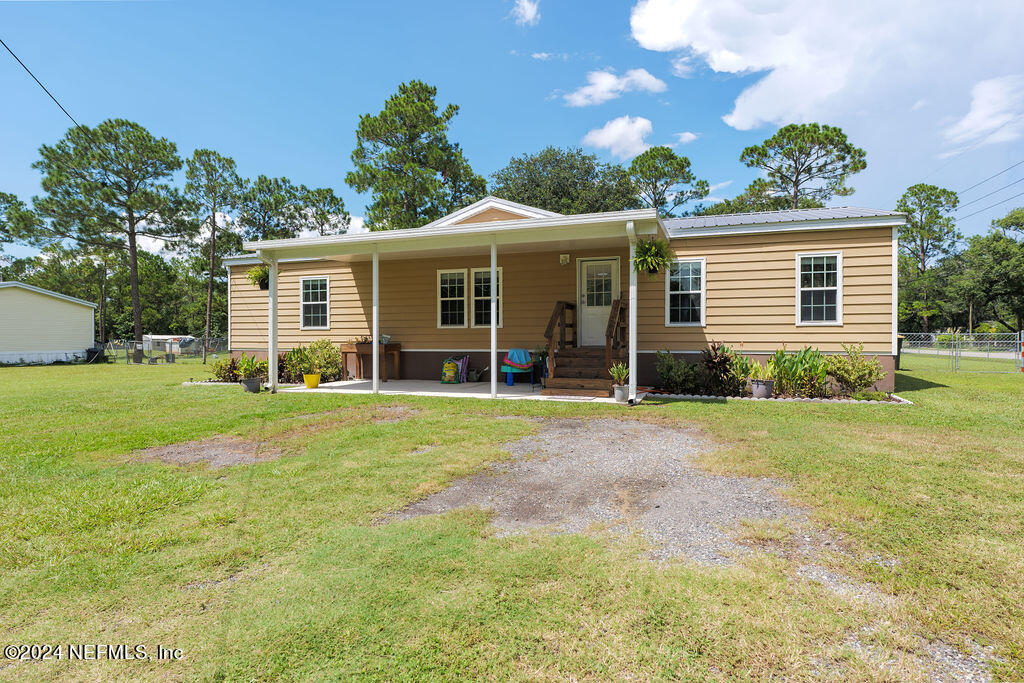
[957,189,1024,221]
[957,176,1024,209]
[0,36,81,128]
[920,113,1024,183]
[958,159,1024,195]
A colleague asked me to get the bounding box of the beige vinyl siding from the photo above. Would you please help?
[229,226,894,355]
[637,226,894,353]
[0,287,94,352]
[450,207,532,225]
[229,248,627,351]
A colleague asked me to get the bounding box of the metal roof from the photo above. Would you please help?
[664,207,904,233]
[0,281,98,308]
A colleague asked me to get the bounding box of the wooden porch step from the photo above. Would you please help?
[546,377,613,390]
[553,366,611,379]
[554,356,608,369]
[556,347,606,357]
[541,387,613,398]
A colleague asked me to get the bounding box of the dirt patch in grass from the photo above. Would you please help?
[390,417,806,564]
[131,436,280,469]
[132,404,423,469]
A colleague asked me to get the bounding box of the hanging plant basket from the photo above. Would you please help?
[246,264,270,290]
[633,238,672,278]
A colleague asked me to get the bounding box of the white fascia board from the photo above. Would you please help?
[667,214,906,239]
[223,255,324,268]
[242,209,659,257]
[0,282,98,308]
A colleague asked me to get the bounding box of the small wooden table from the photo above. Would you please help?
[340,343,401,382]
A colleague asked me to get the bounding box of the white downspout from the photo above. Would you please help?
[265,253,279,393]
[490,237,498,399]
[372,246,380,394]
[626,221,638,403]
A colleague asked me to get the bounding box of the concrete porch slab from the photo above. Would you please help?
[280,378,619,403]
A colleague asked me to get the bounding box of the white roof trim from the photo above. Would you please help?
[423,196,561,229]
[243,208,660,253]
[0,281,98,308]
[668,214,905,239]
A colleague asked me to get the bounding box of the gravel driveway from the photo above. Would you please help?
[392,417,804,564]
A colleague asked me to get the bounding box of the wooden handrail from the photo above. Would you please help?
[544,300,576,376]
[605,298,628,371]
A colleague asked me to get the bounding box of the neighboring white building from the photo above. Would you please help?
[0,282,97,364]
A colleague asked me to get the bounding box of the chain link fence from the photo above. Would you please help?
[103,337,228,364]
[900,332,1024,373]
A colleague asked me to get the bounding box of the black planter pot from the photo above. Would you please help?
[240,378,262,393]
[257,279,269,290]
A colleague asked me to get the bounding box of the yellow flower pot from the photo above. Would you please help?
[303,373,321,389]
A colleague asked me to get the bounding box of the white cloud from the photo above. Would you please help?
[582,115,653,159]
[629,0,1024,132]
[510,0,540,26]
[911,98,928,111]
[531,51,569,61]
[673,131,698,144]
[670,54,695,78]
[297,215,366,239]
[564,68,667,107]
[944,75,1024,148]
[708,180,732,192]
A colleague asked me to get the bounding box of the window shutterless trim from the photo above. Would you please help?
[469,266,503,329]
[436,268,468,329]
[299,275,330,330]
[795,251,843,326]
[664,257,707,327]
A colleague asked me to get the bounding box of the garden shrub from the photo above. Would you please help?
[826,343,884,394]
[768,347,829,397]
[211,356,239,382]
[851,390,888,402]
[308,338,345,381]
[654,350,704,394]
[701,342,745,396]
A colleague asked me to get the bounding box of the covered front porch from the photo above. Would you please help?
[240,199,664,401]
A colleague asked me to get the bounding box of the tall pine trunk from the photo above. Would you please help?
[203,208,216,364]
[127,214,144,363]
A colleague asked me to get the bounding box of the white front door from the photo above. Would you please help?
[577,258,619,346]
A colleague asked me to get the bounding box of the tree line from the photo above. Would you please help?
[2,78,1014,356]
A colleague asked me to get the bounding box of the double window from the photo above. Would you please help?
[437,268,502,328]
[300,277,329,329]
[665,258,705,326]
[796,252,842,325]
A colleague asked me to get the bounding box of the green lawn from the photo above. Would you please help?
[0,357,1021,680]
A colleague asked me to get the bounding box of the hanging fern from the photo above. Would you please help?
[633,238,672,276]
[246,264,270,289]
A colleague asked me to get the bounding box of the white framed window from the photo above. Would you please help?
[665,258,706,327]
[437,269,468,328]
[796,252,843,325]
[300,276,329,330]
[470,267,502,328]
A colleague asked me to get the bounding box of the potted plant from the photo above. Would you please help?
[632,238,672,277]
[287,345,322,389]
[749,362,774,398]
[246,264,270,290]
[609,361,630,403]
[236,353,267,393]
[533,345,549,387]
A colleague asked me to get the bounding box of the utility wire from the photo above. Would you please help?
[920,113,1024,182]
[957,189,1024,221]
[957,176,1024,209]
[0,36,81,128]
[958,159,1024,195]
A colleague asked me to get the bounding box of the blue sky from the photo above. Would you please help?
[2,0,1023,258]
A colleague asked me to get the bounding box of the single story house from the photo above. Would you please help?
[0,281,97,364]
[225,197,903,399]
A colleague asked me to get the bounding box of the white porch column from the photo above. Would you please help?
[627,222,638,402]
[267,255,279,393]
[372,247,380,394]
[490,238,498,399]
